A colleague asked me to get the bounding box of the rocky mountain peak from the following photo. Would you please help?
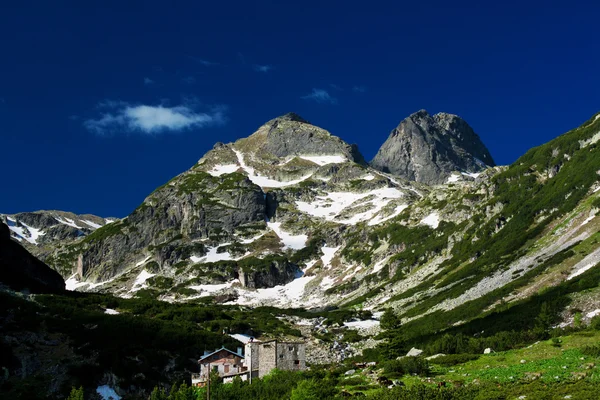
[233,114,366,165]
[371,110,495,185]
[271,112,310,124]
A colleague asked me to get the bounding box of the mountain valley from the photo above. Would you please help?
[2,110,600,399]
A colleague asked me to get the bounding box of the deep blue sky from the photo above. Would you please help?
[1,1,599,217]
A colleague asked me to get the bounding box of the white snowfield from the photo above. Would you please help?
[65,274,119,291]
[82,220,103,229]
[420,212,440,229]
[188,273,320,308]
[298,155,347,166]
[233,149,312,188]
[55,217,82,229]
[267,222,308,250]
[321,246,340,269]
[4,214,110,244]
[447,174,461,183]
[567,246,600,280]
[320,276,335,289]
[462,172,481,179]
[189,280,238,295]
[586,309,600,319]
[190,243,250,263]
[344,319,380,330]
[6,220,45,244]
[368,204,408,226]
[130,270,155,292]
[581,214,595,226]
[65,275,90,291]
[207,164,239,177]
[230,274,318,307]
[372,256,391,274]
[135,255,151,267]
[104,308,120,315]
[296,187,404,225]
[239,233,264,244]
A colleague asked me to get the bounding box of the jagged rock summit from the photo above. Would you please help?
[371,110,495,185]
[236,112,366,165]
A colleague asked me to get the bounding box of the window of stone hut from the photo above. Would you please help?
[288,346,293,351]
[294,360,300,365]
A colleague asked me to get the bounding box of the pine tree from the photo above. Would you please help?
[149,386,168,400]
[67,387,84,400]
[380,309,401,331]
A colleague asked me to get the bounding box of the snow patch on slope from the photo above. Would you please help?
[420,213,440,229]
[368,204,408,226]
[568,246,600,280]
[296,187,403,225]
[82,220,103,229]
[7,221,45,244]
[65,275,89,291]
[233,149,312,188]
[190,244,234,263]
[208,164,239,177]
[447,174,461,183]
[56,217,82,229]
[131,270,155,292]
[298,155,347,165]
[372,256,391,274]
[189,281,238,295]
[267,222,307,250]
[232,275,317,307]
[321,246,340,269]
[344,320,380,330]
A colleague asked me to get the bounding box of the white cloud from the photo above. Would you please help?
[191,57,219,67]
[144,77,155,85]
[84,101,225,135]
[302,88,337,104]
[254,64,273,73]
[352,85,366,93]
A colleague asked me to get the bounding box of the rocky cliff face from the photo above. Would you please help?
[0,221,65,293]
[0,210,116,254]
[371,110,495,185]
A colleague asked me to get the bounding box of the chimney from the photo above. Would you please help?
[237,347,243,356]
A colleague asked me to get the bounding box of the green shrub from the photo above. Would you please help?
[382,357,429,377]
[429,353,480,366]
[581,345,600,357]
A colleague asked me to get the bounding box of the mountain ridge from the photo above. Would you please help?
[6,111,600,331]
